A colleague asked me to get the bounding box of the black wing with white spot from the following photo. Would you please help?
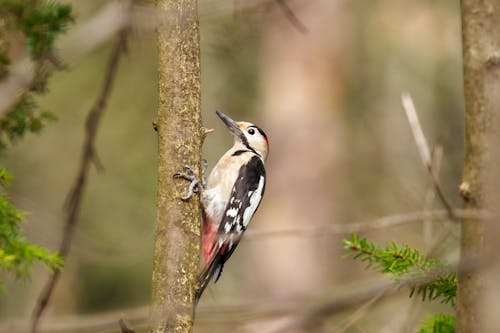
[195,155,266,303]
[214,155,266,281]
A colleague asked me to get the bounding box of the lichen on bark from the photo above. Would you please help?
[150,1,202,332]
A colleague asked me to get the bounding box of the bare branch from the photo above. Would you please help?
[423,145,443,244]
[401,92,458,221]
[242,209,490,241]
[275,0,308,34]
[5,247,496,333]
[0,0,307,118]
[402,92,431,166]
[1,306,149,333]
[268,259,465,333]
[118,318,136,333]
[335,290,386,333]
[30,28,130,333]
[0,1,132,118]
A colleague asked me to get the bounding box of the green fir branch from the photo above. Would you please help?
[0,168,63,289]
[343,234,456,306]
[0,0,73,59]
[0,95,57,149]
[0,0,72,150]
[418,313,455,333]
[0,1,71,290]
[410,271,457,306]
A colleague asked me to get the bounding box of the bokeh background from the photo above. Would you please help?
[1,0,464,332]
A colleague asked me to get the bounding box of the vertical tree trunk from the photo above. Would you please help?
[150,1,202,332]
[456,1,500,332]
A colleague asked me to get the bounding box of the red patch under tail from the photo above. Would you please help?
[202,211,218,267]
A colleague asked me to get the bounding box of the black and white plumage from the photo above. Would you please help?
[196,111,268,303]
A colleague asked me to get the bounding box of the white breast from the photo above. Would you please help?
[202,150,246,226]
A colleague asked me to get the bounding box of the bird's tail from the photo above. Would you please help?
[194,253,224,305]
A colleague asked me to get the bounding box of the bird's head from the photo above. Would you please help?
[216,111,269,160]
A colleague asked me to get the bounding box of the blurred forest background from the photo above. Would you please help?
[0,0,465,332]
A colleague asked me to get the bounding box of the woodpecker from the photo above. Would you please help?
[176,111,268,303]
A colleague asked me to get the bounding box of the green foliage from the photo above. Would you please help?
[0,0,70,291]
[0,167,63,289]
[344,235,457,332]
[410,271,457,306]
[0,0,73,59]
[0,168,13,186]
[418,314,455,333]
[0,0,72,150]
[343,234,456,305]
[0,95,57,150]
[343,234,438,276]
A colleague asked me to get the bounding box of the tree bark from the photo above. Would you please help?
[456,1,500,332]
[150,1,202,332]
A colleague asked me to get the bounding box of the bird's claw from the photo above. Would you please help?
[173,164,206,201]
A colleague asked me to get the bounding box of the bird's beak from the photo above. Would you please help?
[216,111,242,137]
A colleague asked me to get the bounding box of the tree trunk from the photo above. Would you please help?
[150,1,202,332]
[456,1,500,332]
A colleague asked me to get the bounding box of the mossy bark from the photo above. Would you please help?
[457,1,500,332]
[150,1,202,332]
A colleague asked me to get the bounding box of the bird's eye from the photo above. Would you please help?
[248,128,255,135]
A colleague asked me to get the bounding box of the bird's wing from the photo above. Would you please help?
[196,155,265,302]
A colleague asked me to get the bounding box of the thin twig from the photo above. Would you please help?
[267,280,399,333]
[242,209,490,241]
[5,247,496,333]
[399,145,446,332]
[118,318,136,333]
[424,148,458,258]
[0,0,284,118]
[0,0,305,119]
[1,306,149,333]
[29,29,129,333]
[0,1,132,118]
[336,291,386,333]
[275,0,308,33]
[270,258,470,333]
[423,145,443,244]
[401,92,431,166]
[394,297,423,333]
[401,92,458,221]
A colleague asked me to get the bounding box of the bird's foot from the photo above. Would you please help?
[173,162,207,201]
